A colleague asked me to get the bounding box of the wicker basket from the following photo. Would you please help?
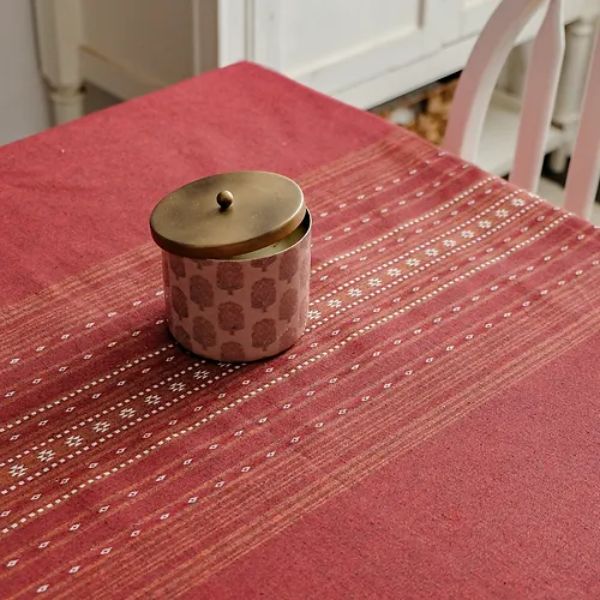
[371,77,459,146]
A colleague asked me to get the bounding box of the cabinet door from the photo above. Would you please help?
[242,0,443,98]
[456,0,500,37]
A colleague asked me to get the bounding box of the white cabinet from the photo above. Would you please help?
[210,0,448,107]
[35,0,597,118]
[252,0,442,97]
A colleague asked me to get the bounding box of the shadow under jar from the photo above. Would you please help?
[150,171,311,362]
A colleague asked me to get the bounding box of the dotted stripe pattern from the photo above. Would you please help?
[0,212,573,534]
[0,166,482,406]
[0,196,536,480]
[0,344,174,434]
[0,177,501,439]
[1,168,489,374]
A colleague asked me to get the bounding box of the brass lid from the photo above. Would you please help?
[150,171,305,259]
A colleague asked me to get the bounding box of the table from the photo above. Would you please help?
[1,62,599,599]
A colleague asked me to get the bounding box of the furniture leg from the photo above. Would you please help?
[48,84,84,124]
[550,15,597,174]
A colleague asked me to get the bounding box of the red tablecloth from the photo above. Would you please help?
[1,62,599,599]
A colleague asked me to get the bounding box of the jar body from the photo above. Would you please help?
[162,211,311,362]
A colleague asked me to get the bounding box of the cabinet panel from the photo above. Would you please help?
[251,0,443,96]
[458,0,500,38]
[281,0,422,71]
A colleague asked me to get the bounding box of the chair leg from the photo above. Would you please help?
[548,146,569,174]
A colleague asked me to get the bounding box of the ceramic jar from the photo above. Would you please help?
[150,171,311,362]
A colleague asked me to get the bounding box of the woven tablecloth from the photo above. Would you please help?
[1,62,600,599]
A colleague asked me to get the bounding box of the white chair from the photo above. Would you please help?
[443,0,600,221]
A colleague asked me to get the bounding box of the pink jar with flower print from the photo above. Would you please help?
[150,172,311,362]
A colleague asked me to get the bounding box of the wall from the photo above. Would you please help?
[0,0,49,145]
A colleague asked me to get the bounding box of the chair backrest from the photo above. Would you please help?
[443,0,600,221]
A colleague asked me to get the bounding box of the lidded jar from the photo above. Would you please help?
[150,171,311,362]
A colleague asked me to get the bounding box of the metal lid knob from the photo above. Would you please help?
[216,190,234,211]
